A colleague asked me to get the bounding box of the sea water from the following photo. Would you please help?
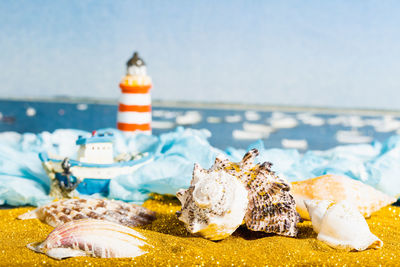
[1,99,400,151]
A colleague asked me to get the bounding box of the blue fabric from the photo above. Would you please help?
[0,127,399,207]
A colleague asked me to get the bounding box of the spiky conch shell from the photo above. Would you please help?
[176,157,249,241]
[176,149,300,240]
[305,200,383,251]
[223,149,300,237]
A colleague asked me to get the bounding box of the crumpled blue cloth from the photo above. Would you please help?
[226,137,400,197]
[0,127,399,207]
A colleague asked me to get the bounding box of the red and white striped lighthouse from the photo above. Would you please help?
[117,52,152,135]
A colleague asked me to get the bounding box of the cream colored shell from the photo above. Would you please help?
[305,200,383,251]
[176,157,249,241]
[292,175,396,220]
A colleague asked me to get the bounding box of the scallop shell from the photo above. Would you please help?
[292,175,396,220]
[176,156,249,241]
[176,149,300,240]
[28,219,150,259]
[305,200,383,251]
[18,198,156,228]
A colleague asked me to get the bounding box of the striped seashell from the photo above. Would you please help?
[28,219,150,259]
[18,198,156,228]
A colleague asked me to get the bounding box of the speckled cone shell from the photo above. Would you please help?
[223,149,300,237]
[292,175,396,220]
[305,200,383,251]
[28,219,150,259]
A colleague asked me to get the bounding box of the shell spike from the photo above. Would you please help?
[240,148,259,169]
[176,188,187,203]
[259,161,273,173]
[214,157,223,165]
[192,163,204,184]
[193,163,202,173]
[211,154,228,170]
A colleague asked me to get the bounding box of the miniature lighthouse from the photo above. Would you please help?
[117,52,152,135]
[76,132,114,164]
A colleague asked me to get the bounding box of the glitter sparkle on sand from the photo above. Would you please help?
[0,194,399,266]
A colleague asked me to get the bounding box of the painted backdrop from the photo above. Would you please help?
[0,1,399,109]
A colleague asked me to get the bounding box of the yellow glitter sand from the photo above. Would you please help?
[0,194,399,266]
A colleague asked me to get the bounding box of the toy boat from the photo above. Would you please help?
[39,131,151,196]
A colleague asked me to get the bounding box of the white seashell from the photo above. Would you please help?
[305,200,383,251]
[28,219,150,259]
[176,157,249,241]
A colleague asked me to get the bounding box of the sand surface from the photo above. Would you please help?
[1,195,399,266]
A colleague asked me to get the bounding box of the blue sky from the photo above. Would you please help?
[0,1,399,109]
